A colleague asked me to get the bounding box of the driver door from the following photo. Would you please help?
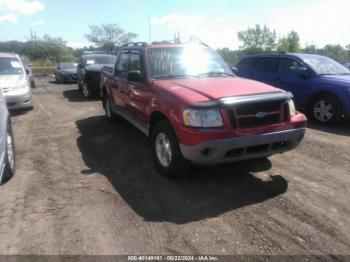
[275,58,312,108]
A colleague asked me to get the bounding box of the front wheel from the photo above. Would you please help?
[0,121,15,185]
[82,81,94,99]
[310,95,341,124]
[151,120,190,178]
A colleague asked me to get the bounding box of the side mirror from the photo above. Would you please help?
[296,66,309,78]
[25,68,30,75]
[127,70,142,82]
[232,66,239,74]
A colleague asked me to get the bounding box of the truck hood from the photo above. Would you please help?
[320,74,350,85]
[155,77,284,103]
[0,74,26,88]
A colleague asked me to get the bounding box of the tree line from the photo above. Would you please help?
[218,24,350,66]
[0,23,349,67]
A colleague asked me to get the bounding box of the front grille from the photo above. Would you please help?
[235,101,281,115]
[239,114,280,128]
[86,71,101,86]
[227,100,288,129]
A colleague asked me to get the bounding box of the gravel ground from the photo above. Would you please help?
[0,77,349,257]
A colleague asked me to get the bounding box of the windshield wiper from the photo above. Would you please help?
[197,71,235,77]
[153,74,196,79]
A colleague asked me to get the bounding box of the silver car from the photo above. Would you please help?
[0,53,33,109]
[0,89,15,185]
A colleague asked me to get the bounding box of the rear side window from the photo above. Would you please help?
[236,57,255,71]
[255,58,279,73]
[115,53,129,77]
[279,58,303,76]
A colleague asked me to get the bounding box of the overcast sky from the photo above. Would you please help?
[0,0,349,49]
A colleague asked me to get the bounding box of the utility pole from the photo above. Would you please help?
[148,16,152,43]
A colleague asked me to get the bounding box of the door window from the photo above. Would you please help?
[237,57,255,71]
[115,53,129,77]
[255,58,279,73]
[129,53,143,73]
[279,58,303,76]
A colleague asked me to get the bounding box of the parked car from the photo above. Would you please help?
[0,88,15,185]
[54,63,77,83]
[77,53,117,98]
[100,43,306,177]
[0,53,33,110]
[234,53,350,124]
[20,56,35,88]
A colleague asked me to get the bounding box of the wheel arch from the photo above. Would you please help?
[149,111,169,135]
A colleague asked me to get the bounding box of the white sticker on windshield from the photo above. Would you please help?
[11,61,21,68]
[86,60,95,65]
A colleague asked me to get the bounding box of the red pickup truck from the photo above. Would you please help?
[100,42,306,177]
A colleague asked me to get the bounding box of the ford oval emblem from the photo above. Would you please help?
[256,112,268,119]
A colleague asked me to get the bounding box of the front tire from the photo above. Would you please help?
[151,120,190,178]
[0,121,15,185]
[82,81,93,99]
[310,95,341,124]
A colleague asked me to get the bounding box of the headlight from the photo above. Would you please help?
[9,80,28,91]
[183,108,223,127]
[287,99,296,116]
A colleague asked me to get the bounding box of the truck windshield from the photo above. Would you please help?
[302,55,350,75]
[147,45,234,79]
[0,57,23,75]
[86,56,116,65]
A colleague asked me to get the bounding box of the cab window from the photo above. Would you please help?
[115,52,129,77]
[129,52,144,77]
[279,58,303,76]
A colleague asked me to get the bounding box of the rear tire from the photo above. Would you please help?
[104,95,123,123]
[78,78,83,91]
[0,121,15,185]
[151,120,190,178]
[310,94,341,124]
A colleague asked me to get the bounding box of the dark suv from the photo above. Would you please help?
[77,54,116,98]
[234,53,350,124]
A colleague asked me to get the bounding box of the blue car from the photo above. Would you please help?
[234,53,350,124]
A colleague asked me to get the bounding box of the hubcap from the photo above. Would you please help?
[155,133,172,167]
[313,99,334,122]
[6,130,14,171]
[82,83,89,97]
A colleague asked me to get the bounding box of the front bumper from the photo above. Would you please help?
[180,128,305,164]
[4,88,33,109]
[59,73,77,83]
